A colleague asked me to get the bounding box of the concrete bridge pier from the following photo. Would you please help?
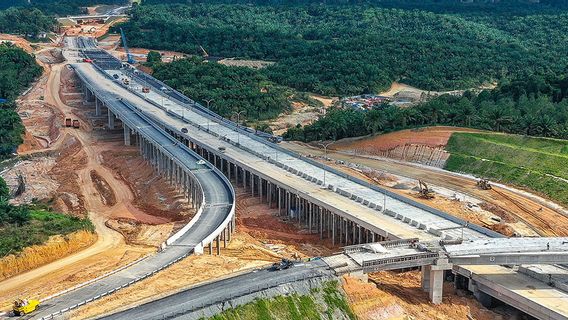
[124,125,131,145]
[108,110,116,129]
[95,97,101,116]
[421,259,452,304]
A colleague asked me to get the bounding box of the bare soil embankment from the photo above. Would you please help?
[331,126,480,167]
[0,230,97,282]
[343,271,501,320]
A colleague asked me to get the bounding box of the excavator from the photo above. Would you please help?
[13,299,40,316]
[417,180,435,199]
[477,179,492,190]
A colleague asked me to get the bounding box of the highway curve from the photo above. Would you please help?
[21,63,235,320]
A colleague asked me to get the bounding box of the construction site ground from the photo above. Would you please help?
[343,272,505,320]
[69,187,337,319]
[0,44,192,312]
[283,140,568,238]
[378,81,497,104]
[331,126,480,167]
[270,95,337,136]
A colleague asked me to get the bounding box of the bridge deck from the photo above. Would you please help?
[101,67,489,241]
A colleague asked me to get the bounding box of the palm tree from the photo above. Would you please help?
[364,109,386,134]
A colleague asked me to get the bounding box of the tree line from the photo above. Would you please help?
[0,0,127,16]
[284,75,568,141]
[0,7,55,37]
[120,2,568,96]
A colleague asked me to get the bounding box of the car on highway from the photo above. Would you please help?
[270,259,294,271]
[13,299,40,316]
[181,128,188,133]
[196,160,206,165]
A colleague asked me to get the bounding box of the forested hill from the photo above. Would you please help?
[120,2,568,95]
[0,0,127,15]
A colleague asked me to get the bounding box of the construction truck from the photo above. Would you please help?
[417,180,434,199]
[13,299,40,316]
[65,118,72,127]
[477,179,492,190]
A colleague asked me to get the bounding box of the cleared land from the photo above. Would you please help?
[332,126,479,167]
[284,133,568,237]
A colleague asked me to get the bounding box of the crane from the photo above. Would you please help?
[120,28,136,64]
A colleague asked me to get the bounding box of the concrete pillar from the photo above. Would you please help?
[320,209,323,239]
[223,228,228,248]
[286,191,290,216]
[332,214,336,246]
[259,177,263,202]
[216,236,221,255]
[421,265,431,292]
[124,126,131,146]
[268,182,272,208]
[95,97,101,116]
[108,110,115,129]
[429,268,444,304]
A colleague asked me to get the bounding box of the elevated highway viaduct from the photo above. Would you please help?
[46,39,568,319]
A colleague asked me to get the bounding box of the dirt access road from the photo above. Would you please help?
[0,61,155,305]
[283,141,568,237]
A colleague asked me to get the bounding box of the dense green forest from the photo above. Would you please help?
[0,44,42,158]
[0,7,55,36]
[0,0,127,15]
[150,57,294,121]
[285,75,568,141]
[120,2,568,96]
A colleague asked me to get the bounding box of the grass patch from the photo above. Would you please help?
[445,132,568,206]
[205,280,355,320]
[0,207,94,257]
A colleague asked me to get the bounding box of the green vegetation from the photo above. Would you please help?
[151,57,293,121]
[285,74,568,141]
[0,0,127,16]
[0,7,55,37]
[120,2,568,96]
[206,280,354,320]
[0,44,42,158]
[0,201,94,257]
[0,177,8,200]
[146,50,161,64]
[445,133,568,206]
[0,44,43,100]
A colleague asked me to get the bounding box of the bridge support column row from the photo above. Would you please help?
[170,135,392,254]
[138,135,202,211]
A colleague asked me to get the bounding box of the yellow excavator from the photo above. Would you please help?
[13,299,40,316]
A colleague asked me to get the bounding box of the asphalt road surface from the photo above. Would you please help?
[99,260,331,320]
